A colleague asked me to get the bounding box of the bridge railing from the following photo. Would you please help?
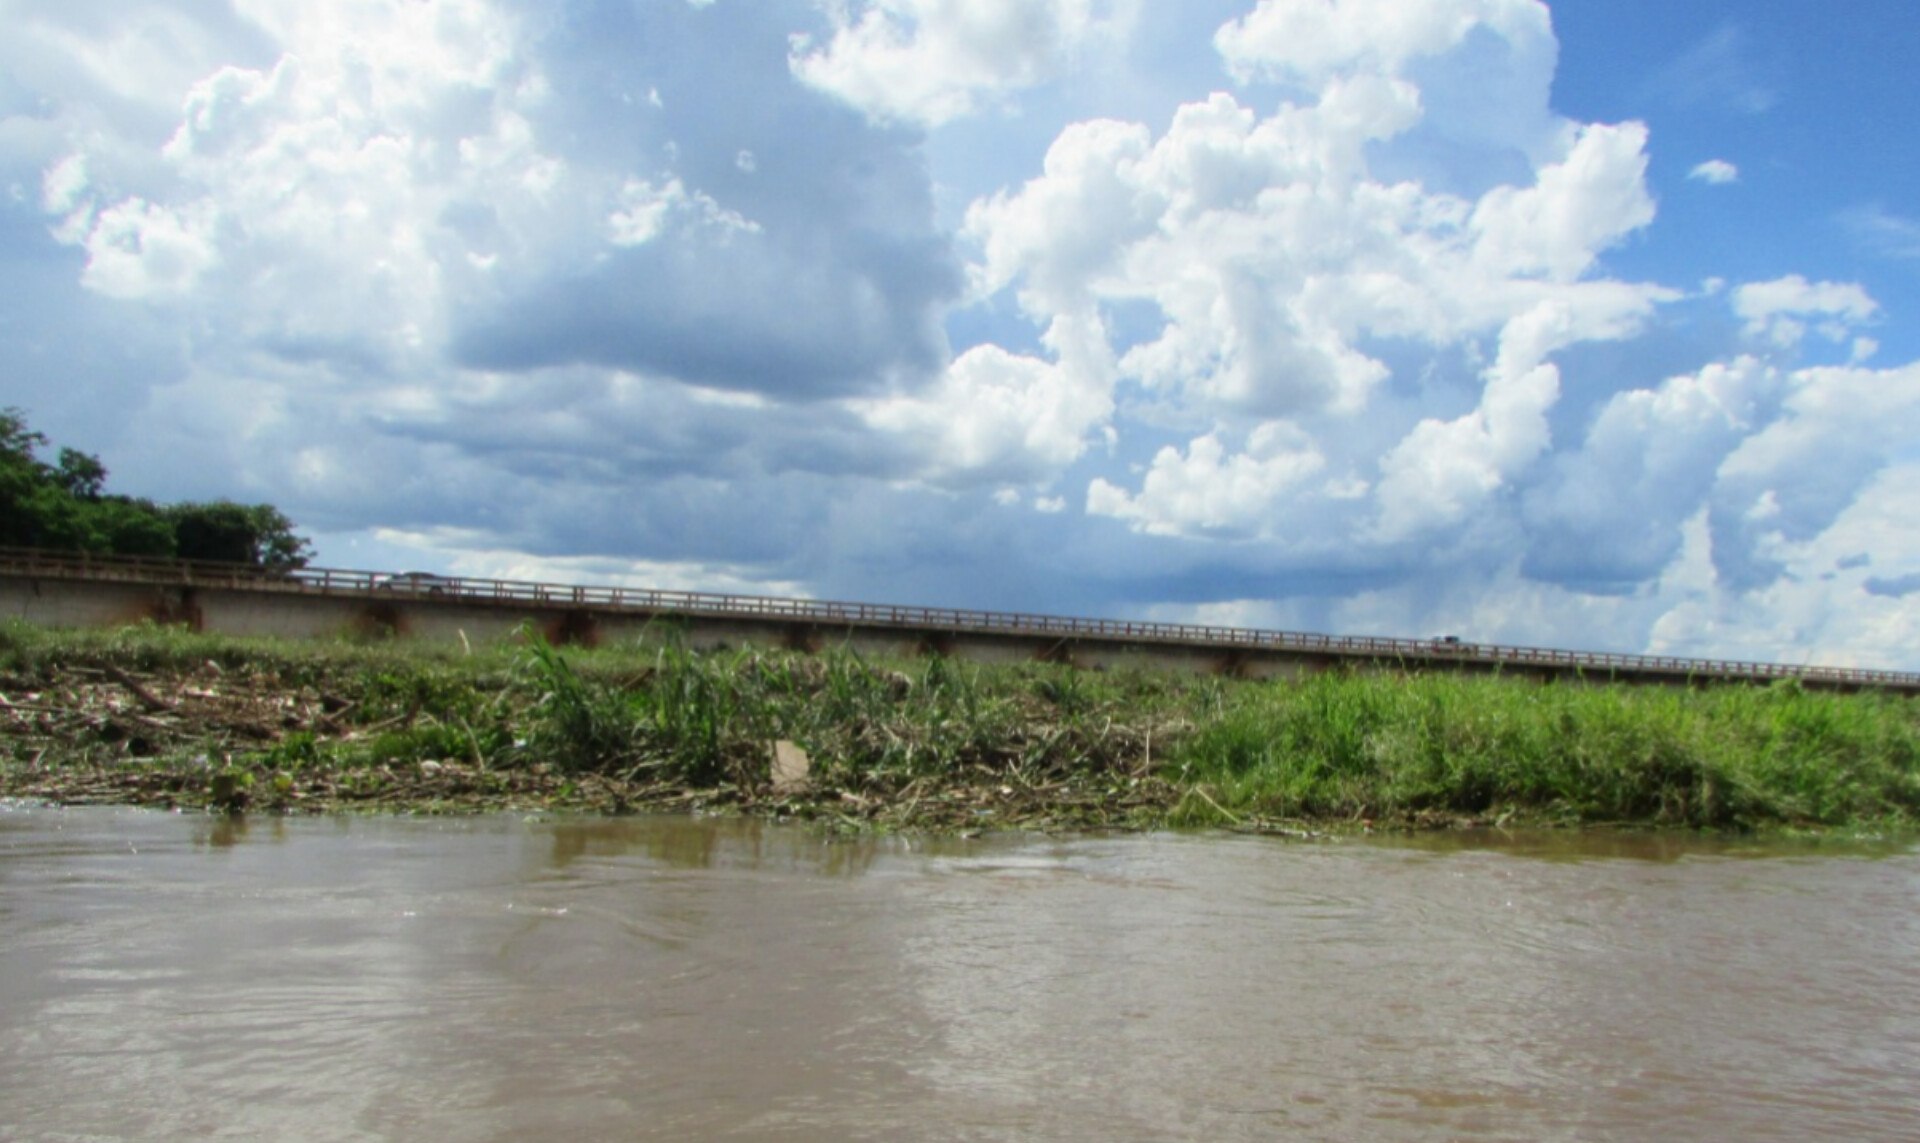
[3,546,1916,690]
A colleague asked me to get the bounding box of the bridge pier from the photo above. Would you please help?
[548,610,600,648]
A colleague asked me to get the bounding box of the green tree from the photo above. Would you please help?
[168,501,312,569]
[89,497,178,557]
[56,448,108,499]
[1,409,55,548]
[0,407,310,567]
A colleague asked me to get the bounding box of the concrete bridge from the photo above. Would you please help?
[3,547,1917,695]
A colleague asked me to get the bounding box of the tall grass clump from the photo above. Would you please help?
[513,634,746,784]
[1173,670,1920,829]
[505,631,1186,796]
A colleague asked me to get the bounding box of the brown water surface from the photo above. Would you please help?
[1,808,1916,1141]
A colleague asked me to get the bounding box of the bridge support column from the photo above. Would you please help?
[147,586,203,631]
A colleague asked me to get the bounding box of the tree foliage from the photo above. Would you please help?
[0,408,312,569]
[169,501,312,569]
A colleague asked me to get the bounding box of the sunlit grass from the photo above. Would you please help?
[1170,670,1920,830]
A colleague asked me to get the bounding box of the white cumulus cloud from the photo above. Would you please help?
[1733,275,1879,348]
[856,313,1116,488]
[791,0,1129,127]
[72,197,221,300]
[1373,295,1656,541]
[1087,421,1326,537]
[967,1,1665,533]
[1216,0,1552,88]
[1688,158,1739,184]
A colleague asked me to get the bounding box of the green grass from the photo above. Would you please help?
[1170,669,1920,830]
[509,631,1186,791]
[5,620,1918,833]
[0,616,520,680]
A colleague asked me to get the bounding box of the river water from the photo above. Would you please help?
[1,808,1916,1142]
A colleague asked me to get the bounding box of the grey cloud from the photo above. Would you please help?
[255,333,401,380]
[1520,385,1757,594]
[1709,445,1884,594]
[1519,537,1677,596]
[494,475,831,571]
[1864,573,1920,599]
[453,0,962,399]
[0,203,192,463]
[0,0,279,144]
[190,391,831,570]
[454,223,956,398]
[378,370,920,485]
[784,488,1417,620]
[1520,465,1705,592]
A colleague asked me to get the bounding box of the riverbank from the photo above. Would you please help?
[4,623,1917,834]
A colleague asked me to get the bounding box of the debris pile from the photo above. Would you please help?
[0,650,1194,832]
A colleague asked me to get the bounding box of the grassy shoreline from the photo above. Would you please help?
[4,623,1918,836]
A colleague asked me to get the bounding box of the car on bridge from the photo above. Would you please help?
[373,571,456,598]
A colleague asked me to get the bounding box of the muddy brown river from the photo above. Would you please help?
[1,808,1916,1141]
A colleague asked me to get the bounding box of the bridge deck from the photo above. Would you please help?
[3,547,1916,693]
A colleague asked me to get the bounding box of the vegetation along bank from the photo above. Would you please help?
[5,622,1918,836]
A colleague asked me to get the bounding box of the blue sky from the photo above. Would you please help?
[5,0,1920,667]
